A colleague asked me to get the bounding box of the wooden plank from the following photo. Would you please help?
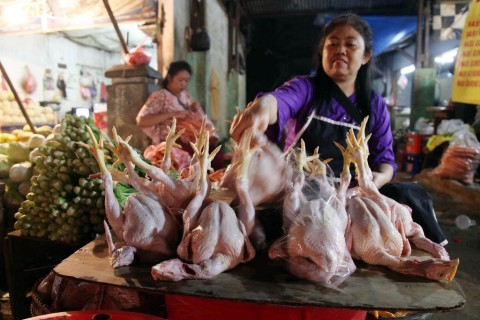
[54,236,465,313]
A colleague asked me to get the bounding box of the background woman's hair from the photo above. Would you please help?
[161,60,193,88]
[313,13,374,129]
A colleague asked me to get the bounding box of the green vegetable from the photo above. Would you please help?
[18,181,31,196]
[27,134,46,149]
[0,143,8,155]
[9,161,33,183]
[13,115,113,244]
[7,141,31,163]
[113,182,139,207]
[4,186,25,207]
[29,148,42,163]
[0,154,12,178]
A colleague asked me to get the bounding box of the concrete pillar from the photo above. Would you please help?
[410,68,436,130]
[105,64,161,151]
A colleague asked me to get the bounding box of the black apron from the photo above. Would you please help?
[290,112,447,245]
[296,112,359,178]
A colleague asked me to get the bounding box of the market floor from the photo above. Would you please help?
[1,172,479,320]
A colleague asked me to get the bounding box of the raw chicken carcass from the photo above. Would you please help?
[220,109,290,207]
[84,127,179,267]
[111,118,205,217]
[269,141,355,286]
[342,118,459,281]
[151,132,255,281]
[280,141,313,229]
[221,116,290,249]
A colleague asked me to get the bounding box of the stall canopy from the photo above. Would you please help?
[0,0,157,51]
[363,16,418,56]
[321,15,418,56]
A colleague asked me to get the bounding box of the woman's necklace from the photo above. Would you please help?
[166,88,189,110]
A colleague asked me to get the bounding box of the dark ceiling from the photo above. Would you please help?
[231,0,422,100]
[237,0,419,17]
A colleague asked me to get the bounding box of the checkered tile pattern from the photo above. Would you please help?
[432,1,469,40]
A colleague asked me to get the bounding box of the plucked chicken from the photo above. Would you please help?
[111,118,204,218]
[220,111,290,248]
[84,127,178,267]
[269,141,355,285]
[151,132,255,281]
[220,109,290,207]
[341,118,459,281]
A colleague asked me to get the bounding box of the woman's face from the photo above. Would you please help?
[167,70,191,96]
[321,24,371,83]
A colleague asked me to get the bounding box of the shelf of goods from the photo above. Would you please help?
[0,91,58,130]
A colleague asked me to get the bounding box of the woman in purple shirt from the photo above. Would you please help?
[230,14,446,245]
[265,75,396,178]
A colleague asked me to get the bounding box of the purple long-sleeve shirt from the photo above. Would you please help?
[264,76,397,174]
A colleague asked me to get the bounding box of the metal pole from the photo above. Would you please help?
[424,0,432,68]
[416,0,424,68]
[102,0,129,55]
[156,2,166,74]
[0,60,37,133]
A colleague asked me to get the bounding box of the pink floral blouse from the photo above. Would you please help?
[137,88,217,145]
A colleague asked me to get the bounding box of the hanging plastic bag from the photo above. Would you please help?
[432,124,480,184]
[123,36,152,66]
[22,65,37,94]
[189,0,210,51]
[190,27,210,51]
[57,72,67,98]
[80,69,95,100]
[1,75,8,91]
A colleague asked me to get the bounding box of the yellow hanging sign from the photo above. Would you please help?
[452,0,480,105]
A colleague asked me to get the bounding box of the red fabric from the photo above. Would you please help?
[25,310,166,319]
[165,295,366,320]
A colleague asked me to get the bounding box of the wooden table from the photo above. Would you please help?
[53,235,465,314]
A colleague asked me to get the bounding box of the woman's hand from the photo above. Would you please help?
[190,101,200,112]
[372,163,394,189]
[230,94,278,143]
[175,111,189,119]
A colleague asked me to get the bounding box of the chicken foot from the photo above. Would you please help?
[283,141,318,229]
[178,131,220,240]
[160,117,186,172]
[111,126,198,215]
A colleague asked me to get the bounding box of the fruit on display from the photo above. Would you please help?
[0,91,56,126]
[13,114,112,243]
[1,127,52,207]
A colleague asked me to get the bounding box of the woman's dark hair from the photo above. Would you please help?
[161,60,193,88]
[313,13,374,129]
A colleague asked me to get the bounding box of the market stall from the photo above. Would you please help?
[4,115,460,320]
[1,2,475,320]
[49,234,465,320]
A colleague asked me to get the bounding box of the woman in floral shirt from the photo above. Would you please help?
[136,61,219,169]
